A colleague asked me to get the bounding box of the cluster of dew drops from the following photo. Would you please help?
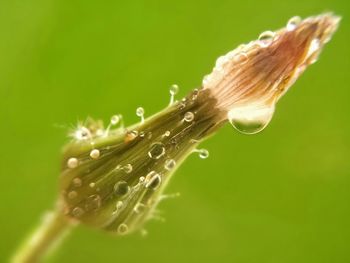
[65,84,209,234]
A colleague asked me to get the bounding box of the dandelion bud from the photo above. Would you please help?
[59,13,339,235]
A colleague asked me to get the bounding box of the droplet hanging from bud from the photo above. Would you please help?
[228,103,275,134]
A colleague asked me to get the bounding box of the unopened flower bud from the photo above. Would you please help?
[59,13,339,235]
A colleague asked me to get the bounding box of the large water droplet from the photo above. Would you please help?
[148,142,165,159]
[228,104,275,134]
[114,181,130,196]
[287,16,301,31]
[85,194,101,211]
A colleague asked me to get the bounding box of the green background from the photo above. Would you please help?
[1,0,349,262]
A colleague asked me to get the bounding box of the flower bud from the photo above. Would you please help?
[58,13,339,235]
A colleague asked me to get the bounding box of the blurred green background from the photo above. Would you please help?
[1,0,349,262]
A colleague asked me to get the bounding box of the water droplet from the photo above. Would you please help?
[90,149,100,159]
[195,149,209,159]
[111,115,121,125]
[134,203,147,213]
[114,181,130,196]
[117,164,133,174]
[258,31,275,47]
[117,223,129,235]
[163,130,171,137]
[67,158,78,168]
[72,207,84,217]
[72,178,82,187]
[184,112,194,122]
[136,107,145,123]
[164,159,176,171]
[169,84,179,105]
[68,191,78,199]
[74,126,91,140]
[139,176,145,183]
[85,194,101,211]
[192,89,199,100]
[116,201,123,210]
[148,142,165,159]
[89,182,96,188]
[287,16,301,31]
[170,84,179,95]
[228,103,275,134]
[124,164,133,173]
[234,52,248,64]
[145,171,162,189]
[258,30,275,41]
[125,130,138,142]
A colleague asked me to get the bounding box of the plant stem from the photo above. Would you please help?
[11,209,74,263]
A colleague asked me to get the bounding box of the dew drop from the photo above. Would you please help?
[114,181,130,196]
[68,191,78,199]
[148,142,165,159]
[195,149,209,159]
[163,130,171,137]
[72,178,82,187]
[89,182,96,188]
[170,84,179,95]
[116,200,123,210]
[192,89,199,100]
[85,194,101,211]
[287,16,301,31]
[184,112,194,122]
[228,103,275,134]
[259,30,275,41]
[145,171,162,189]
[125,130,138,142]
[111,115,121,125]
[164,159,176,171]
[234,52,248,64]
[72,207,84,218]
[75,126,91,140]
[169,84,179,105]
[134,202,147,213]
[117,223,129,235]
[136,107,145,123]
[90,149,100,159]
[67,158,78,168]
[123,164,133,173]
